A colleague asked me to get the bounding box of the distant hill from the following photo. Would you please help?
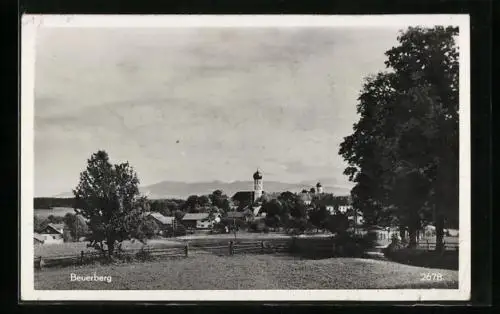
[139,180,351,199]
[47,180,352,200]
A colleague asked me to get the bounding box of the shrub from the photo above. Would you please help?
[164,224,187,237]
[249,220,266,233]
[135,247,153,261]
[137,220,159,239]
[212,222,229,234]
[333,231,375,257]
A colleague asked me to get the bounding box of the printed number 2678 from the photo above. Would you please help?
[420,273,443,281]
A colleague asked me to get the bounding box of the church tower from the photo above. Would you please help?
[316,182,323,194]
[253,169,263,202]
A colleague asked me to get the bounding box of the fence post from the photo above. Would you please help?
[427,240,429,251]
[229,241,234,256]
[35,256,42,270]
[80,251,84,264]
[184,243,189,257]
[260,241,265,253]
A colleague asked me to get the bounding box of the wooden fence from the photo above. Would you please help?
[34,237,459,270]
[416,240,459,251]
[34,239,294,270]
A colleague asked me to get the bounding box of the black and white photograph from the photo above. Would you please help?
[21,15,470,301]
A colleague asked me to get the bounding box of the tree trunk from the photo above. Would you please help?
[107,240,115,258]
[435,213,445,253]
[399,225,406,241]
[408,225,417,248]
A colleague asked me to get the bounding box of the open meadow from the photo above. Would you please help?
[34,253,458,290]
[35,239,183,258]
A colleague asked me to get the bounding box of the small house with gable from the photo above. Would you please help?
[37,223,64,244]
[182,213,213,230]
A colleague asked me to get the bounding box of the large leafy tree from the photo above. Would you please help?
[339,26,459,250]
[209,189,231,212]
[73,150,149,257]
[261,198,284,230]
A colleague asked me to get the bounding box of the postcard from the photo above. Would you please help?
[21,14,470,301]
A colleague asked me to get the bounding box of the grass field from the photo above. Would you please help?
[34,239,183,258]
[34,254,458,290]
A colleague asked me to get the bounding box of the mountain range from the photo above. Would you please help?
[55,180,352,199]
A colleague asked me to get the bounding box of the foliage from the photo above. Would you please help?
[137,219,159,239]
[334,232,376,257]
[148,199,185,216]
[163,223,187,237]
[47,215,65,224]
[261,198,287,230]
[183,195,201,212]
[198,195,211,207]
[73,150,149,257]
[248,220,267,233]
[285,218,312,234]
[63,213,89,240]
[209,189,231,212]
[278,191,307,220]
[34,215,47,232]
[325,213,350,234]
[135,247,153,262]
[308,206,330,231]
[338,26,459,250]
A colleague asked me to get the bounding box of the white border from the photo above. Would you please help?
[21,14,471,301]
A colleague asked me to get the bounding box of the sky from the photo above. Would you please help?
[34,26,401,197]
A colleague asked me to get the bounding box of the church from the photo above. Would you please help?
[231,169,264,216]
[231,169,327,216]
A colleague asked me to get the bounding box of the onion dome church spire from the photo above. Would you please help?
[316,182,323,194]
[253,168,263,201]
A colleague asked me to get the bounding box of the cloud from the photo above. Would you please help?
[33,26,400,196]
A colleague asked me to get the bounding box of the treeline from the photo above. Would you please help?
[253,191,354,233]
[34,197,75,209]
[339,26,459,251]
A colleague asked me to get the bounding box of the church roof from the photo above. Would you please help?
[232,191,254,202]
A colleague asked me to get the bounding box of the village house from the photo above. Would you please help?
[181,213,214,230]
[36,223,65,244]
[145,212,176,235]
[146,212,175,228]
[225,208,254,223]
[34,233,45,245]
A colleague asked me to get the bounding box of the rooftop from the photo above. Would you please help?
[182,213,210,221]
[148,212,175,225]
